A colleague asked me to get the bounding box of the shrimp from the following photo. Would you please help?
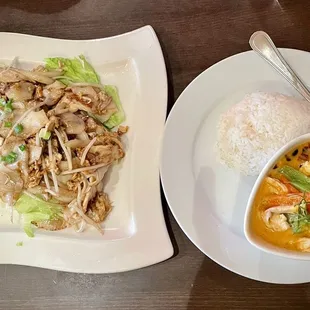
[263,205,298,231]
[262,194,304,207]
[277,176,300,193]
[286,184,300,194]
[300,161,310,176]
[265,177,288,195]
[296,238,310,252]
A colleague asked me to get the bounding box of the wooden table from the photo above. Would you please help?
[0,0,310,309]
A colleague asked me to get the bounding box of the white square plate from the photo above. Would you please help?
[0,26,173,273]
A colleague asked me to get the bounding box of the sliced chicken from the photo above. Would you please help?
[0,68,54,84]
[84,116,106,134]
[55,88,117,122]
[59,112,85,134]
[0,68,25,83]
[69,86,98,102]
[13,68,54,84]
[5,81,35,102]
[20,110,49,138]
[88,145,121,165]
[53,92,80,115]
[43,81,65,106]
[32,66,63,77]
[70,87,116,115]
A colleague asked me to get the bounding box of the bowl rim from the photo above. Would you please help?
[244,132,310,260]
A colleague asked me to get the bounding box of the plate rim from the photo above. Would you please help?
[160,48,310,284]
[0,25,173,273]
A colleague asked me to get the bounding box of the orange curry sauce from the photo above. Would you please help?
[250,142,310,252]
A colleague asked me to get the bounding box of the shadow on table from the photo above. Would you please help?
[0,0,80,14]
[158,31,179,258]
[160,184,179,258]
[187,257,310,309]
[157,34,175,115]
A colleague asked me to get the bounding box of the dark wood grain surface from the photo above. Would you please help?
[0,0,310,309]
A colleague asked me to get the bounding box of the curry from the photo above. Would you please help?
[250,142,310,252]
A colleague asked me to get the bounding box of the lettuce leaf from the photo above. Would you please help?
[15,194,63,237]
[44,55,100,85]
[44,55,125,128]
[103,85,125,129]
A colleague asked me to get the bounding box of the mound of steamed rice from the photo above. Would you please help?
[217,92,310,176]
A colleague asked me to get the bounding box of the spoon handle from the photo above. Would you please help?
[249,31,310,102]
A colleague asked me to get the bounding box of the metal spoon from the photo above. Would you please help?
[249,31,310,102]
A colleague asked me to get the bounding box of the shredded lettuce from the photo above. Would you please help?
[15,194,63,237]
[44,55,125,128]
[103,85,125,129]
[45,55,100,85]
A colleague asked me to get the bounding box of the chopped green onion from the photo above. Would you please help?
[16,241,23,247]
[1,151,18,164]
[3,99,13,113]
[286,199,310,233]
[4,107,12,113]
[4,121,12,128]
[39,128,51,140]
[19,144,26,152]
[14,124,23,134]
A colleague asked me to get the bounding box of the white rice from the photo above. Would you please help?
[216,92,310,176]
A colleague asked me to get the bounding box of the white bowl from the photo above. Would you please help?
[244,133,310,260]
